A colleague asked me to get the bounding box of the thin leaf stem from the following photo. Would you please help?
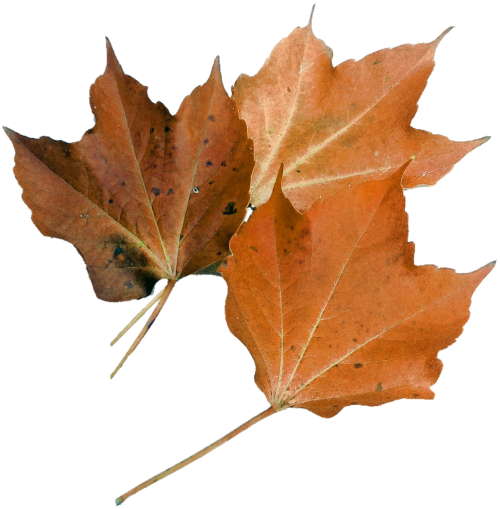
[110,287,167,346]
[110,279,176,379]
[115,406,276,505]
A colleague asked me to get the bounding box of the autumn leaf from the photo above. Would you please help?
[5,39,254,376]
[220,161,493,415]
[232,11,488,211]
[114,161,493,505]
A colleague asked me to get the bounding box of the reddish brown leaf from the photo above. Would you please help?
[6,40,254,302]
[220,162,494,417]
[233,17,488,211]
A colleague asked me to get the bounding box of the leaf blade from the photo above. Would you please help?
[221,162,494,416]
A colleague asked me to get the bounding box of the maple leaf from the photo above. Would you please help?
[232,11,488,211]
[220,162,493,416]
[114,161,493,505]
[5,40,254,376]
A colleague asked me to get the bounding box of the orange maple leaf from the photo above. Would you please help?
[233,12,487,211]
[221,161,493,416]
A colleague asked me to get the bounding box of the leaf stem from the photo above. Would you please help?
[115,406,276,505]
[110,287,167,346]
[110,279,176,379]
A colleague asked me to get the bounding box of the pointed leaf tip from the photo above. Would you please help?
[395,156,416,182]
[105,38,123,74]
[212,55,221,72]
[271,163,285,196]
[115,496,123,506]
[308,4,316,26]
[435,26,454,44]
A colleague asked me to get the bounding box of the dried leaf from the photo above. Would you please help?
[233,16,488,210]
[6,40,254,302]
[220,162,494,417]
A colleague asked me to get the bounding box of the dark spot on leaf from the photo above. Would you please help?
[414,394,420,398]
[109,199,114,204]
[223,202,237,215]
[121,181,125,186]
[355,363,363,369]
[291,345,296,352]
[221,161,227,167]
[105,235,159,296]
[217,252,222,256]
[165,126,170,132]
[167,188,175,195]
[353,338,357,342]
[287,86,291,92]
[172,145,177,149]
[232,167,238,171]
[124,280,133,289]
[250,246,258,252]
[150,128,155,133]
[204,139,208,144]
[376,383,383,392]
[208,115,215,121]
[152,187,161,196]
[373,60,382,65]
[193,187,199,194]
[206,160,212,166]
[209,181,214,185]
[297,169,300,172]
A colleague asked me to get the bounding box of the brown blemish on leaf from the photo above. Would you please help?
[223,202,237,215]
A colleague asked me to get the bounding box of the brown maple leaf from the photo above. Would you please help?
[5,40,254,377]
[114,161,493,505]
[232,10,488,211]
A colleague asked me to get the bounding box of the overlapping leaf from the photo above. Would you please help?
[220,163,493,417]
[233,17,488,210]
[6,40,254,302]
